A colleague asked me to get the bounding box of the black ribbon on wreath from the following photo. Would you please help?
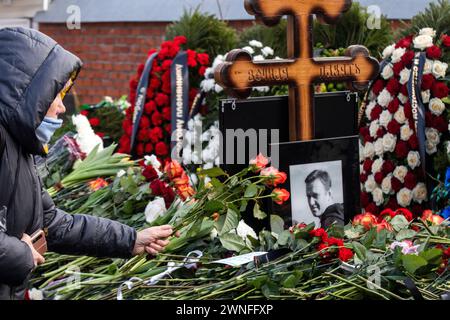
[170,51,190,162]
[130,52,159,158]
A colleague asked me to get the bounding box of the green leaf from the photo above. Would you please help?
[362,227,377,248]
[402,254,428,274]
[270,215,285,235]
[352,241,367,260]
[219,208,239,235]
[204,200,224,214]
[373,229,388,250]
[344,227,361,239]
[253,202,267,220]
[395,229,417,241]
[249,275,268,289]
[244,184,258,198]
[419,248,443,265]
[261,280,280,298]
[282,274,299,288]
[239,200,248,212]
[198,167,227,178]
[390,215,410,232]
[219,233,247,252]
[277,230,292,246]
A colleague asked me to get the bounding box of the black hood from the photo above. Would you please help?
[0,27,82,156]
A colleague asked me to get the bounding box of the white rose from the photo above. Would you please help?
[393,165,408,183]
[412,183,427,204]
[381,64,394,80]
[372,188,385,206]
[200,78,216,92]
[381,174,393,195]
[391,47,406,64]
[261,46,274,57]
[425,127,440,145]
[369,120,380,137]
[413,34,433,50]
[144,197,167,224]
[242,46,255,54]
[397,188,413,207]
[365,101,377,120]
[407,151,421,170]
[364,142,375,159]
[382,44,395,59]
[374,138,384,156]
[399,68,411,85]
[249,40,263,48]
[371,158,384,173]
[426,140,438,155]
[382,133,397,152]
[400,124,413,141]
[364,175,377,193]
[421,90,431,104]
[379,110,393,128]
[429,98,446,116]
[398,93,408,104]
[419,28,436,38]
[423,59,433,74]
[394,106,407,124]
[359,141,365,160]
[377,89,393,107]
[253,55,264,62]
[432,61,448,79]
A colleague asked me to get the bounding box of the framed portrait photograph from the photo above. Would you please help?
[270,136,360,229]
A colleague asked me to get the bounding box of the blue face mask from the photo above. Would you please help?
[35,116,63,145]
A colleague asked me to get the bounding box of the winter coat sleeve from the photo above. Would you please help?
[41,187,137,259]
[0,231,35,286]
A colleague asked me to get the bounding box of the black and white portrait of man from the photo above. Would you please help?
[290,161,344,228]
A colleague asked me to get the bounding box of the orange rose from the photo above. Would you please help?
[164,160,184,179]
[272,188,290,205]
[177,184,195,200]
[430,215,445,225]
[173,172,190,186]
[353,213,377,230]
[88,178,108,191]
[421,210,433,221]
[376,220,393,232]
[261,167,287,186]
[249,153,269,172]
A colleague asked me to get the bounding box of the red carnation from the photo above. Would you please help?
[374,172,384,184]
[404,171,417,189]
[309,228,328,242]
[165,123,172,134]
[432,116,448,132]
[145,101,157,115]
[145,143,154,154]
[372,79,385,95]
[149,77,161,90]
[197,53,210,66]
[426,45,442,60]
[138,129,150,142]
[391,177,402,193]
[162,107,171,121]
[386,78,401,95]
[442,34,450,47]
[151,111,163,126]
[199,66,207,77]
[89,117,100,127]
[149,127,163,143]
[187,50,197,67]
[432,81,449,99]
[421,74,435,91]
[382,160,395,175]
[394,140,409,158]
[155,93,169,106]
[139,115,150,129]
[408,135,419,150]
[338,248,354,262]
[393,62,404,76]
[370,105,383,120]
[155,141,169,156]
[387,120,401,135]
[173,36,187,45]
[401,50,415,66]
[396,35,413,49]
[142,165,158,181]
[146,89,155,100]
[388,97,400,114]
[162,59,173,70]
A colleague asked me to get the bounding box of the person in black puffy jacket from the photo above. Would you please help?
[0,27,177,300]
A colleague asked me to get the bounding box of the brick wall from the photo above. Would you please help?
[39,20,252,105]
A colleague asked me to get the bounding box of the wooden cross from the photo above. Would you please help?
[215,0,380,141]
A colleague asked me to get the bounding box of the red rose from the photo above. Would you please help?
[162,107,171,121]
[164,160,184,179]
[388,97,400,114]
[401,50,415,67]
[386,78,400,95]
[425,111,433,125]
[442,34,450,47]
[80,110,89,116]
[149,77,161,90]
[408,135,419,150]
[156,93,169,107]
[374,172,384,184]
[361,192,370,207]
[151,111,163,126]
[149,127,163,143]
[386,197,399,210]
[145,143,153,154]
[432,81,449,99]
[396,35,413,48]
[338,248,354,262]
[400,84,409,96]
[165,123,172,134]
[376,127,386,138]
[155,141,169,156]
[119,136,131,153]
[150,179,165,195]
[363,159,374,173]
[145,101,157,115]
[187,49,197,67]
[122,119,133,136]
[139,115,150,129]
[380,208,396,220]
[271,188,290,205]
[161,59,173,70]
[426,45,442,60]
[360,173,368,183]
[364,135,373,143]
[387,120,401,135]
[359,127,369,137]
[138,129,150,142]
[391,177,402,193]
[382,160,395,175]
[146,89,155,100]
[372,79,385,95]
[432,116,448,132]
[421,74,435,91]
[365,203,379,215]
[393,62,404,76]
[197,53,210,66]
[173,36,187,45]
[404,171,417,189]
[142,165,158,181]
[403,101,412,119]
[199,66,207,76]
[395,140,409,158]
[395,208,413,221]
[411,204,424,217]
[89,117,100,127]
[162,80,171,94]
[370,105,383,120]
